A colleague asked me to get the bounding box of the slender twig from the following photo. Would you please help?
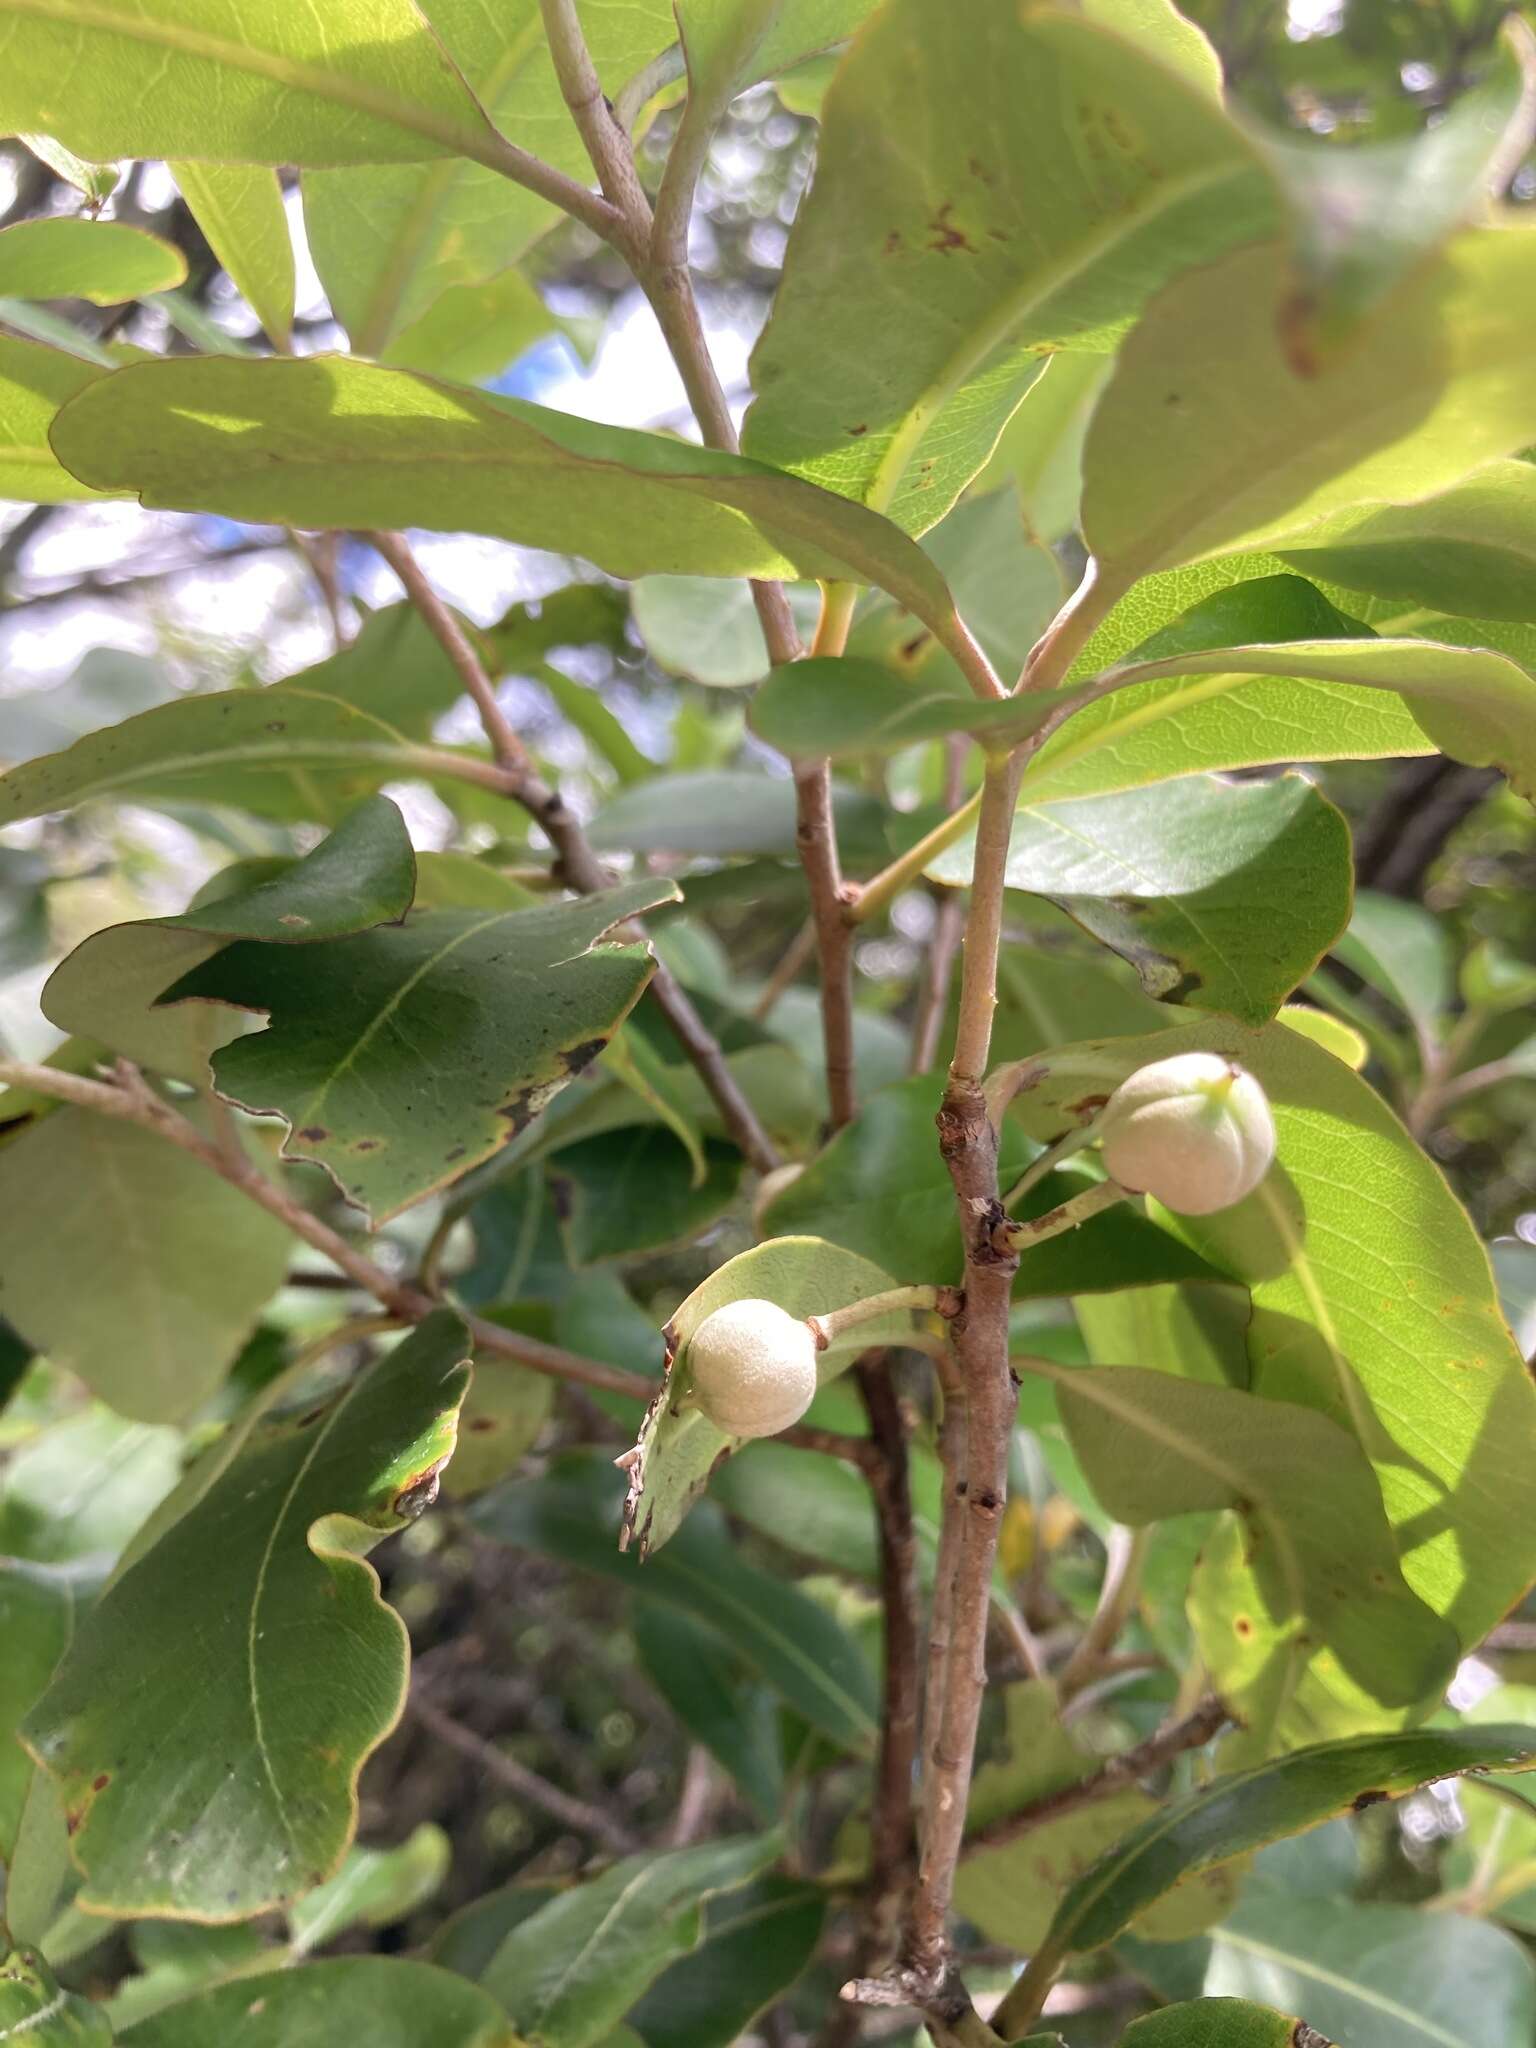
[538,0,653,247]
[949,758,1026,1086]
[366,531,780,1176]
[909,893,963,1077]
[667,1744,717,1847]
[1057,1525,1153,1700]
[411,1694,637,1853]
[1000,1180,1129,1254]
[752,916,818,1021]
[852,1357,921,1975]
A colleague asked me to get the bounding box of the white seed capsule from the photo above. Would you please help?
[1098,1052,1276,1216]
[687,1297,819,1439]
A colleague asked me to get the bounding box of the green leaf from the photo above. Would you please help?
[1082,229,1536,596]
[41,795,417,1083]
[1264,20,1536,372]
[1099,631,1536,802]
[1277,460,1536,626]
[169,163,294,346]
[620,1236,915,1559]
[1121,2001,1327,2047]
[743,0,1274,531]
[1035,1723,1536,1965]
[624,1876,826,2048]
[163,876,678,1224]
[18,133,118,205]
[476,1456,879,1750]
[0,219,185,304]
[0,0,502,167]
[588,772,885,861]
[1330,889,1453,1044]
[748,654,1028,759]
[480,1833,779,2048]
[0,335,111,502]
[106,1923,279,2032]
[302,0,673,360]
[118,1957,517,2046]
[22,1312,470,1919]
[762,1074,1218,1290]
[930,773,1352,1025]
[976,353,1113,544]
[288,1824,450,1955]
[47,357,970,661]
[381,269,563,385]
[631,1604,783,1822]
[0,1108,292,1423]
[1032,1361,1458,1725]
[0,1950,111,2045]
[1004,1016,1536,1657]
[442,1356,553,1501]
[1020,570,1433,804]
[955,1683,1237,1955]
[0,1557,98,1863]
[0,1409,181,1565]
[549,1130,742,1265]
[1178,1880,1536,2048]
[631,576,821,688]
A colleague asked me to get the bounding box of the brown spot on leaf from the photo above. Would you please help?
[1352,1788,1389,1812]
[1234,1615,1254,1640]
[467,1417,497,1433]
[883,228,904,255]
[926,202,973,254]
[1066,1093,1110,1117]
[562,1038,606,1075]
[394,1460,447,1519]
[92,1772,110,1792]
[278,913,310,928]
[298,1125,329,1142]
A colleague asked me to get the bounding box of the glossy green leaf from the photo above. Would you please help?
[631,576,820,688]
[119,1957,517,2046]
[1035,1723,1536,1966]
[588,772,884,861]
[442,1356,553,1501]
[0,1950,111,2045]
[1004,1016,1536,1659]
[303,1,669,361]
[930,773,1352,1025]
[18,133,117,205]
[381,269,564,385]
[748,654,1028,758]
[0,1108,291,1423]
[165,877,678,1224]
[480,1833,778,2048]
[0,0,501,167]
[1032,1361,1458,1722]
[1277,460,1536,625]
[476,1457,879,1750]
[624,1875,826,2048]
[1183,1880,1535,2048]
[1259,21,1536,372]
[170,163,294,346]
[0,1557,98,1864]
[106,1923,279,2032]
[0,1408,181,1565]
[22,1313,470,1919]
[42,795,416,1083]
[956,1683,1236,1955]
[0,335,111,502]
[0,218,185,303]
[1020,570,1433,804]
[1121,2001,1326,2047]
[549,1130,742,1265]
[620,1235,916,1559]
[47,357,971,660]
[288,1824,450,1955]
[762,1074,1219,1290]
[1331,889,1453,1043]
[1100,630,1536,801]
[631,1603,783,1821]
[743,0,1274,531]
[1082,229,1536,595]
[976,352,1113,544]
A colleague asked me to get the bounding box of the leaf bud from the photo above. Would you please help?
[686,1297,819,1439]
[1098,1052,1275,1215]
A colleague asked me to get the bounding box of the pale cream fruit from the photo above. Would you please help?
[1099,1052,1275,1215]
[687,1297,819,1438]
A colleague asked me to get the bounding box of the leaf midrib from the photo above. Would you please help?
[1212,1922,1474,2046]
